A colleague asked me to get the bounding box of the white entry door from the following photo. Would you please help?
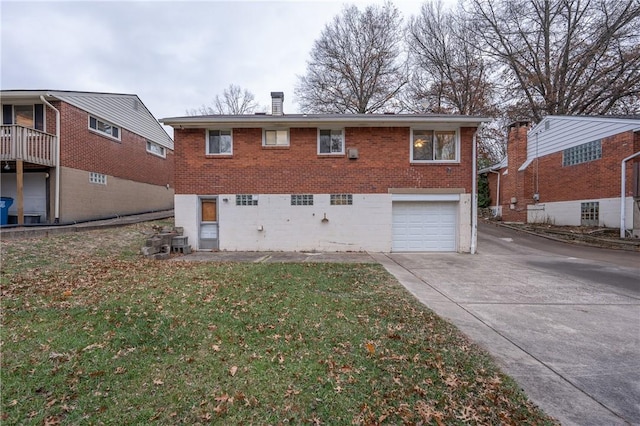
[392,201,457,252]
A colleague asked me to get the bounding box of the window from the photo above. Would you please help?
[2,104,44,130]
[89,172,107,185]
[146,141,166,158]
[264,129,289,147]
[330,194,353,205]
[581,202,599,226]
[318,129,344,154]
[207,130,232,155]
[89,115,120,140]
[411,129,458,162]
[236,194,258,206]
[291,194,313,206]
[563,140,601,166]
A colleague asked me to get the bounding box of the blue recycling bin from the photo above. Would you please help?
[0,197,14,225]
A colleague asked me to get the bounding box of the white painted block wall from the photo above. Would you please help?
[219,194,392,252]
[527,197,635,229]
[174,193,473,252]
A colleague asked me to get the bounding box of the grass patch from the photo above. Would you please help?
[1,222,557,424]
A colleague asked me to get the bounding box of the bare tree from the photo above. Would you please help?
[469,0,640,122]
[187,84,259,115]
[405,1,498,116]
[295,2,407,114]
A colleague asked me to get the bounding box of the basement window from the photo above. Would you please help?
[89,115,120,140]
[236,194,258,206]
[330,194,353,205]
[89,172,107,185]
[563,140,601,166]
[291,194,313,206]
[580,202,599,226]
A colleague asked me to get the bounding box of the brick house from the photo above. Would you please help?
[481,116,640,237]
[0,90,174,225]
[161,92,489,252]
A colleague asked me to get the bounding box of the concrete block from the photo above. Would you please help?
[152,252,171,260]
[141,246,160,256]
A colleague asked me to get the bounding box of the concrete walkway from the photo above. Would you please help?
[370,245,640,425]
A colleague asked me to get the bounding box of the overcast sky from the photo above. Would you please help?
[1,0,437,125]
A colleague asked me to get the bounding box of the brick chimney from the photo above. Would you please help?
[501,120,531,223]
[271,92,284,115]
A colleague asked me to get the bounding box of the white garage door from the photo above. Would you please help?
[392,201,457,252]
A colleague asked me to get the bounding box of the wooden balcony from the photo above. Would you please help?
[0,125,57,167]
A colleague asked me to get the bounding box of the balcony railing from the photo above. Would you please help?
[0,125,57,167]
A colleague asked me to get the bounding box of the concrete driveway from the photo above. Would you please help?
[371,223,640,426]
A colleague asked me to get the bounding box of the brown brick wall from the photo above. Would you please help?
[59,102,174,187]
[174,126,476,194]
[535,131,637,202]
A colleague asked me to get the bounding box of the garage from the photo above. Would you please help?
[392,201,458,252]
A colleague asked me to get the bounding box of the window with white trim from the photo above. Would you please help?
[89,172,107,185]
[207,129,232,155]
[411,129,458,162]
[236,194,258,206]
[563,140,601,166]
[330,194,352,205]
[146,141,166,158]
[291,194,313,206]
[89,116,120,140]
[318,129,344,154]
[263,129,289,147]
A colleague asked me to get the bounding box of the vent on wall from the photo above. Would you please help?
[347,148,359,159]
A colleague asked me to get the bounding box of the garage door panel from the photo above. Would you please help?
[392,201,457,252]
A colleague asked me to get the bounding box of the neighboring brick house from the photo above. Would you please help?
[480,116,640,237]
[0,90,174,225]
[161,92,489,252]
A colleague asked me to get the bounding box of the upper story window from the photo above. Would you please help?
[2,104,45,130]
[89,115,120,140]
[563,139,601,166]
[411,129,458,163]
[207,129,232,155]
[263,129,289,147]
[318,129,344,154]
[146,141,166,158]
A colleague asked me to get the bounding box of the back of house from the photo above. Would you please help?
[162,92,489,252]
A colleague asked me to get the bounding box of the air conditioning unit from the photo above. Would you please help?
[347,148,359,159]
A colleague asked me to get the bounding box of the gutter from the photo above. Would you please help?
[40,95,60,223]
[620,150,640,238]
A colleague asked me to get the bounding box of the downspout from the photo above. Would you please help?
[471,128,479,254]
[40,95,60,223]
[620,150,640,238]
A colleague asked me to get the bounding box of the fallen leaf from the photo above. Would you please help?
[365,342,375,355]
[229,366,238,377]
[153,379,164,386]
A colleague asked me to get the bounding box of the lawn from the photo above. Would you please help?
[1,221,556,425]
